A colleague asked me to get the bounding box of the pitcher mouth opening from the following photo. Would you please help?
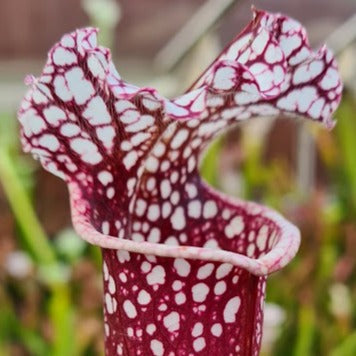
[69,181,300,276]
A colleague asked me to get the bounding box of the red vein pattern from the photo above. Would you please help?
[18,9,342,356]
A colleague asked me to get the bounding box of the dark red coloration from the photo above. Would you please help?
[18,9,342,356]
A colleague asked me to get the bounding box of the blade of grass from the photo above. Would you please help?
[293,304,316,356]
[0,147,56,265]
[49,284,76,356]
[335,95,356,213]
[330,331,356,356]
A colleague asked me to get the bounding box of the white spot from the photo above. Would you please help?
[117,250,130,263]
[320,67,339,90]
[158,303,167,311]
[278,86,317,113]
[256,225,269,251]
[171,129,189,149]
[192,322,203,337]
[146,156,159,173]
[53,75,72,102]
[162,201,172,218]
[197,263,214,279]
[172,280,183,291]
[43,106,66,127]
[170,191,180,205]
[96,126,115,149]
[123,151,138,170]
[252,29,269,55]
[247,243,255,257]
[165,236,178,245]
[53,47,77,65]
[150,339,164,356]
[174,259,191,277]
[141,261,151,273]
[203,200,218,219]
[224,216,244,239]
[198,120,226,136]
[146,324,156,335]
[204,239,220,249]
[216,263,233,279]
[127,177,136,195]
[293,60,324,85]
[192,283,210,303]
[223,296,241,323]
[211,323,222,337]
[207,95,224,107]
[153,142,166,157]
[32,87,49,104]
[70,138,102,164]
[214,281,227,295]
[60,123,80,137]
[146,177,156,191]
[103,262,109,281]
[131,132,150,146]
[213,66,236,90]
[106,187,115,199]
[146,266,166,285]
[61,35,75,48]
[123,300,137,319]
[142,98,161,111]
[147,227,161,243]
[193,337,206,352]
[120,109,139,124]
[135,199,147,217]
[101,221,110,234]
[175,292,186,305]
[115,100,135,113]
[65,67,95,105]
[137,290,151,305]
[38,134,60,152]
[280,34,302,58]
[119,272,127,283]
[20,110,47,136]
[108,276,116,294]
[160,180,172,199]
[105,293,115,314]
[160,160,170,172]
[127,327,134,337]
[188,200,202,218]
[265,44,283,64]
[98,171,113,186]
[83,96,111,125]
[170,207,186,230]
[126,114,154,133]
[147,204,160,222]
[87,53,106,80]
[163,311,180,332]
[132,232,144,242]
[170,171,179,184]
[309,98,325,119]
[185,183,198,198]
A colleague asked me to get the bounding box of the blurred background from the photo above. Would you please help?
[1,0,356,355]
